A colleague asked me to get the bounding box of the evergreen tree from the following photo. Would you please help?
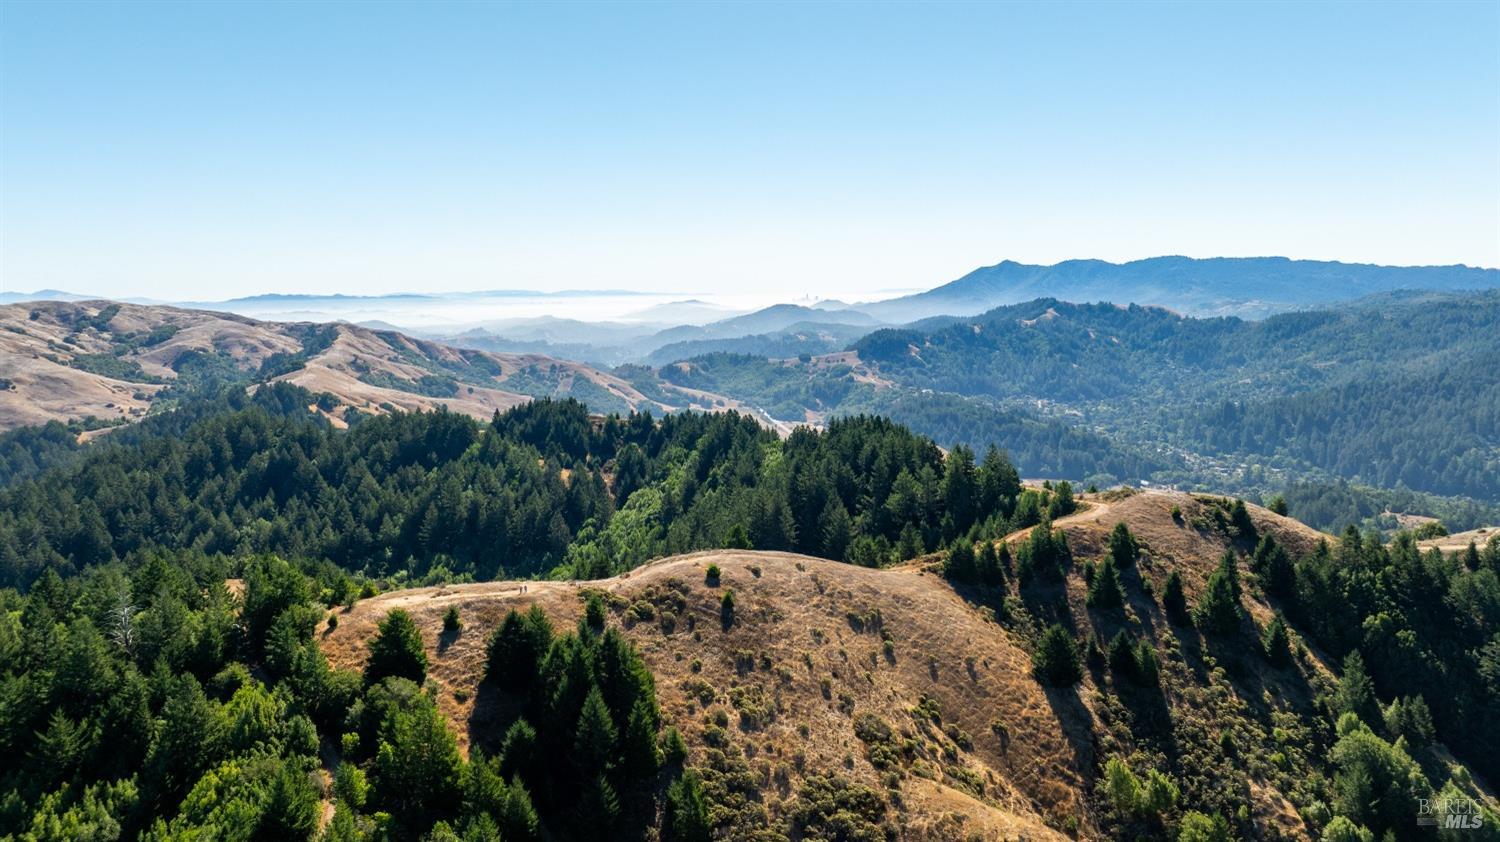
[1252,535,1295,597]
[976,541,1003,586]
[486,605,553,691]
[819,498,853,562]
[941,445,978,535]
[257,762,320,840]
[1335,651,1380,726]
[1163,570,1188,624]
[1230,498,1256,539]
[1033,624,1083,686]
[663,771,712,842]
[365,608,427,686]
[977,445,1021,519]
[1262,612,1292,667]
[621,696,661,782]
[1048,481,1076,518]
[1135,640,1159,686]
[1383,695,1435,749]
[1087,557,1125,609]
[573,687,619,779]
[944,539,976,584]
[576,774,621,838]
[1193,553,1242,635]
[1108,522,1137,567]
[723,523,751,550]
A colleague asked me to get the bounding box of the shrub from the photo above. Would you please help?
[442,605,461,633]
[705,564,721,584]
[720,590,736,629]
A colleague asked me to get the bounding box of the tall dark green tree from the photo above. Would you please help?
[1033,624,1083,686]
[365,609,428,687]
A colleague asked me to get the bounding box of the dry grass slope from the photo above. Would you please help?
[0,300,748,433]
[320,490,1349,840]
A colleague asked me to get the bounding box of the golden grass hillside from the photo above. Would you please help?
[0,300,741,432]
[320,489,1372,840]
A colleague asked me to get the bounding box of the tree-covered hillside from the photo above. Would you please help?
[853,292,1500,504]
[0,386,1066,593]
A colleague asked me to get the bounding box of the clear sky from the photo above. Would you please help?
[1,0,1496,301]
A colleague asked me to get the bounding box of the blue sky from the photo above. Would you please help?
[1,0,1496,301]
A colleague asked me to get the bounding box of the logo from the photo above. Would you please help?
[1417,797,1486,830]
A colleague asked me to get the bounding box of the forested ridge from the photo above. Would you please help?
[0,385,1058,592]
[659,291,1498,513]
[3,388,1500,839]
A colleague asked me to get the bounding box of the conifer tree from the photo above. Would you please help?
[1033,624,1083,686]
[1088,557,1125,609]
[945,539,976,583]
[1194,552,1242,635]
[1163,570,1189,624]
[1108,522,1137,568]
[1262,612,1292,666]
[664,770,712,842]
[574,687,619,778]
[1335,651,1380,726]
[365,608,427,686]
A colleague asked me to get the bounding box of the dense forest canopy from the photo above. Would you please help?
[659,291,1499,521]
[0,386,1057,593]
[2,387,1499,840]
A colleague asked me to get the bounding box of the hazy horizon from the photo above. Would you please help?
[3,1,1497,301]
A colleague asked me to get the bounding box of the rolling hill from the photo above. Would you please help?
[0,300,750,433]
[855,256,1499,322]
[318,489,1495,840]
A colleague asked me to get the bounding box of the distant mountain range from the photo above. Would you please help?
[854,256,1499,321]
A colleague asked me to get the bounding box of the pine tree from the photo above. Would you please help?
[977,445,1021,519]
[365,608,427,686]
[1108,522,1137,567]
[1135,640,1159,686]
[1262,612,1292,666]
[621,697,661,781]
[945,540,977,584]
[1087,557,1125,609]
[661,725,688,766]
[576,774,621,838]
[486,605,553,690]
[1194,564,1242,635]
[1048,481,1076,518]
[664,770,712,842]
[574,687,619,778]
[1107,630,1138,681]
[1230,498,1256,539]
[1033,624,1083,686]
[942,445,978,535]
[1163,570,1189,624]
[1383,695,1435,749]
[724,523,751,550]
[819,498,853,561]
[257,761,319,840]
[1335,651,1380,726]
[976,541,1003,586]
